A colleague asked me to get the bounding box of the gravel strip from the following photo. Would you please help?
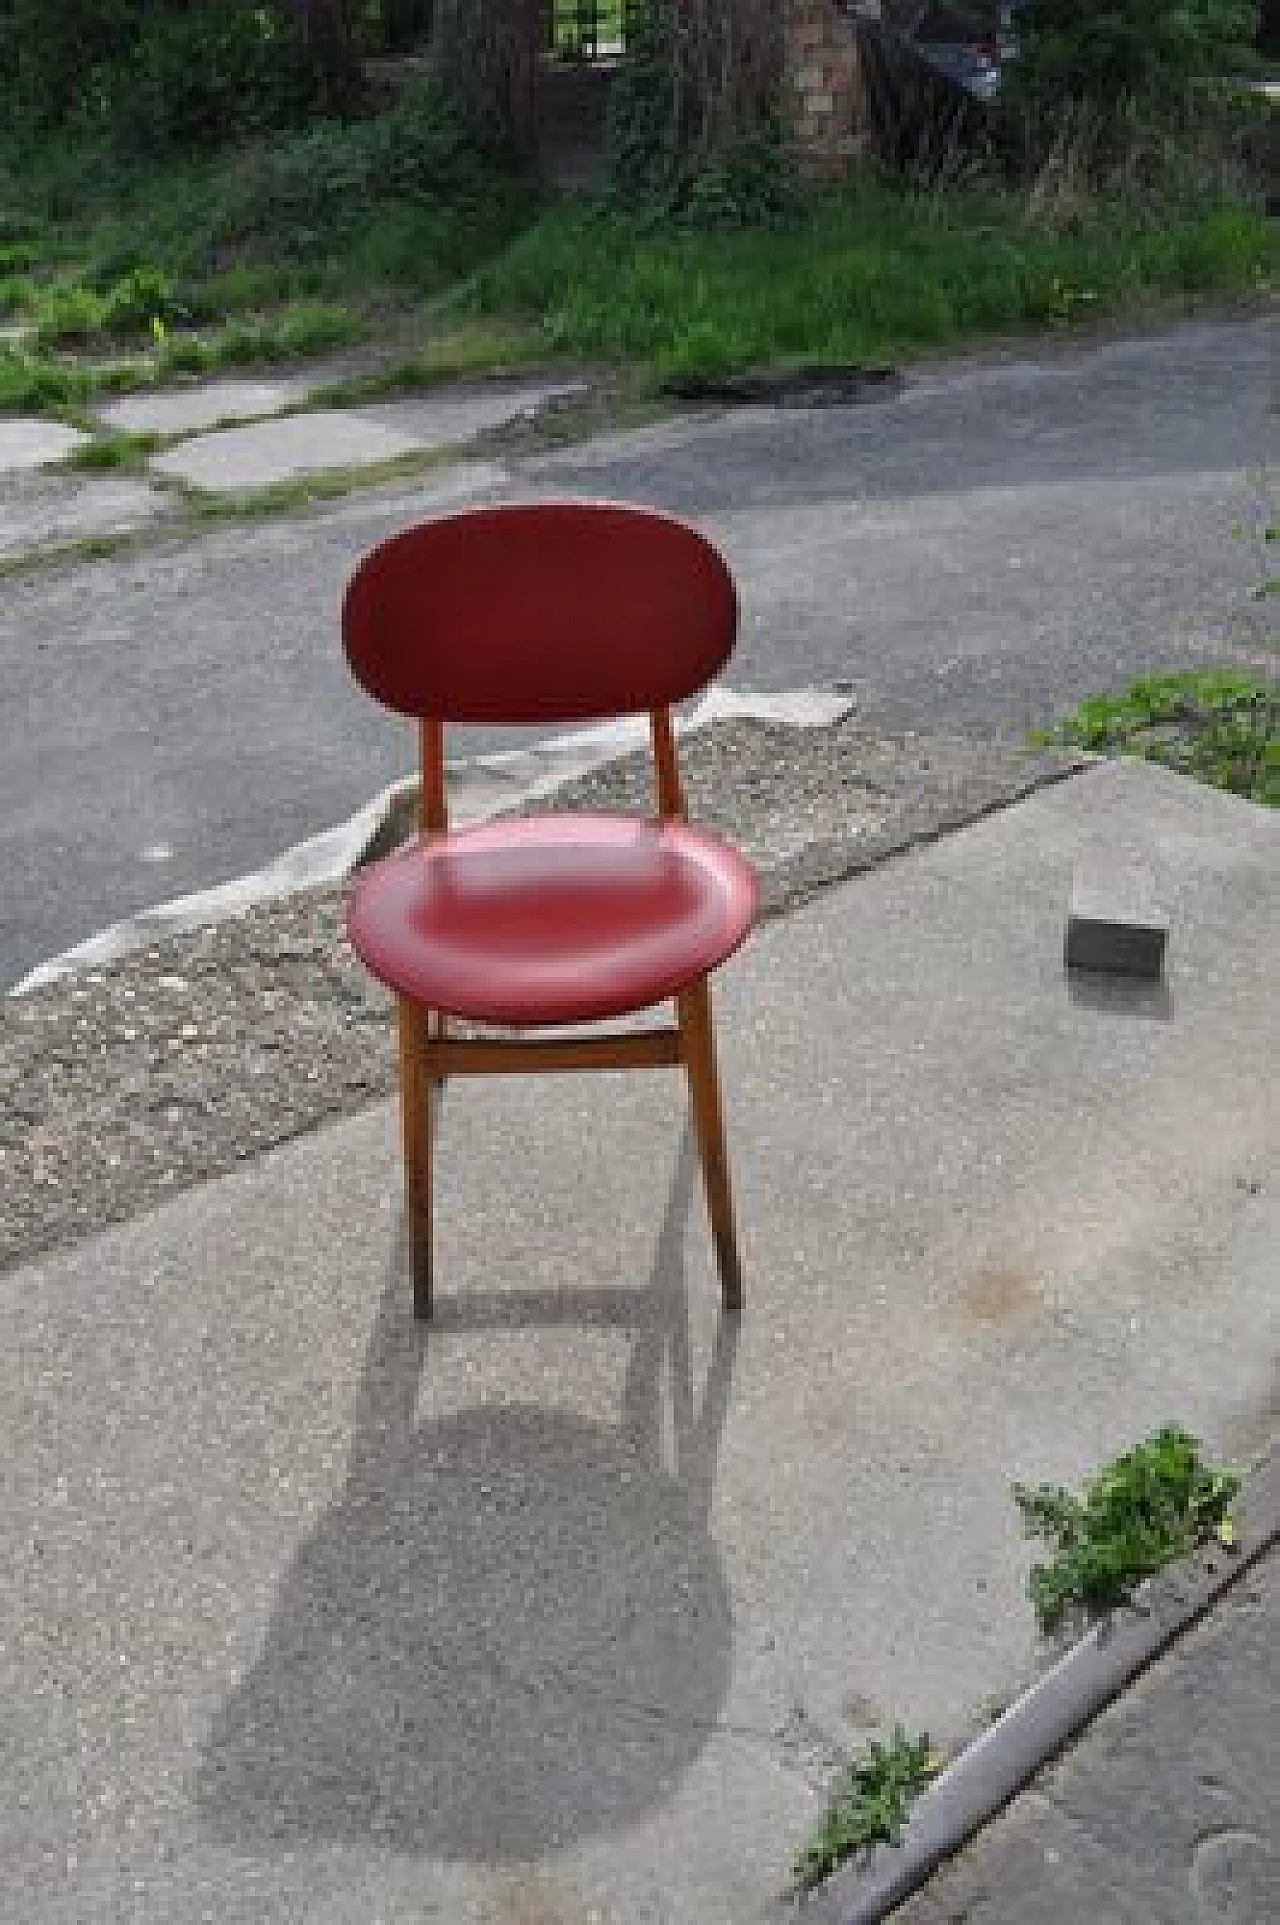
[1,720,1084,1273]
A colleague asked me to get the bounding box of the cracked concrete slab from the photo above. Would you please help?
[0,467,171,561]
[150,407,433,492]
[151,382,590,493]
[97,374,326,438]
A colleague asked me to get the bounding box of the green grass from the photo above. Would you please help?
[1015,1426,1242,1635]
[0,91,1273,420]
[0,530,141,581]
[795,1729,944,1893]
[467,188,1275,381]
[0,345,95,411]
[190,303,369,365]
[0,241,43,274]
[182,446,450,520]
[63,430,161,472]
[1033,669,1279,805]
[31,283,113,347]
[0,301,367,415]
[308,318,557,406]
[0,85,535,411]
[181,262,333,323]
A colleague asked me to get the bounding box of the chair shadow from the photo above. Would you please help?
[195,1122,738,1863]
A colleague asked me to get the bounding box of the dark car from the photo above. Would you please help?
[897,2,1026,103]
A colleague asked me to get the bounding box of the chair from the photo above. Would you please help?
[342,501,759,1320]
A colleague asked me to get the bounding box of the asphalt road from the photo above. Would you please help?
[3,316,1274,990]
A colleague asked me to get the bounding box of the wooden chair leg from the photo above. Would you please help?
[397,998,433,1320]
[429,1008,448,1089]
[678,978,744,1311]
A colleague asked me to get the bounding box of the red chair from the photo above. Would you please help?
[343,502,759,1320]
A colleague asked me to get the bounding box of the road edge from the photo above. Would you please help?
[786,1444,1280,1924]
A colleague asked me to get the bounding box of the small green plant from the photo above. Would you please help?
[1032,669,1278,805]
[1038,272,1100,326]
[1014,1425,1242,1635]
[794,1728,944,1893]
[64,429,159,471]
[149,303,365,383]
[154,333,213,379]
[214,303,368,365]
[100,264,185,338]
[32,280,107,346]
[29,265,186,346]
[0,344,94,410]
[0,240,42,272]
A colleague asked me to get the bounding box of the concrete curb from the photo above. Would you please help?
[10,687,854,995]
[788,1445,1280,1924]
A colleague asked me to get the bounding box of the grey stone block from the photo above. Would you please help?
[1065,870,1168,979]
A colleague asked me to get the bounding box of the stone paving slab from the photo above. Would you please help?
[0,418,89,472]
[4,761,1277,1924]
[0,467,170,561]
[98,374,325,438]
[151,382,590,493]
[150,407,431,492]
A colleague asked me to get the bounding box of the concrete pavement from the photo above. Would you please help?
[5,759,1277,1923]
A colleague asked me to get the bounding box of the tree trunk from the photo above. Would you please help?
[1260,0,1280,59]
[433,0,542,153]
[383,1,435,54]
[671,0,783,160]
[289,0,360,107]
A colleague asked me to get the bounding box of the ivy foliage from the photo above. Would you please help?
[1009,1,1263,113]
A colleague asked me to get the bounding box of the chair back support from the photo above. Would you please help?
[342,502,738,725]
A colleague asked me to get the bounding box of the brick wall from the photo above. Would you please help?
[784,0,874,177]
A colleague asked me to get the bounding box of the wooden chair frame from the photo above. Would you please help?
[396,707,744,1321]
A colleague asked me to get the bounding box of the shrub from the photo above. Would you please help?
[606,2,795,226]
[1,1,143,132]
[1,3,325,152]
[100,265,186,337]
[1015,1425,1242,1633]
[32,283,107,347]
[999,4,1270,206]
[92,5,316,155]
[213,79,530,261]
[1009,1,1261,115]
[0,345,93,409]
[606,3,682,206]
